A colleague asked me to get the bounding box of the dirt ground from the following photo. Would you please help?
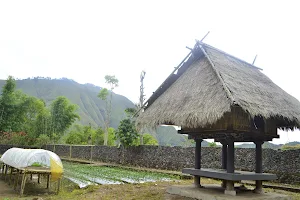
[0,178,196,200]
[0,178,299,200]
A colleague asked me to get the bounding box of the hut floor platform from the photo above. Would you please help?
[182,168,277,181]
[167,184,291,200]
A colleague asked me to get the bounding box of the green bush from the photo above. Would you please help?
[35,134,51,148]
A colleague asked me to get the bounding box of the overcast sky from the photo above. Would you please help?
[0,0,299,144]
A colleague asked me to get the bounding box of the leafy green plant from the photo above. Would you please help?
[31,162,43,167]
[208,142,217,147]
[116,119,139,147]
[36,134,51,148]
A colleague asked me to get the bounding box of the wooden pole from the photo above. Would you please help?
[221,142,228,188]
[194,139,202,187]
[20,171,27,196]
[254,141,264,194]
[200,31,210,42]
[47,174,50,190]
[139,70,146,145]
[225,140,236,196]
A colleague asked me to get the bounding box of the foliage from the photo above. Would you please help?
[98,75,119,146]
[133,133,158,146]
[124,107,137,118]
[97,88,108,101]
[104,75,119,89]
[0,78,135,130]
[281,144,300,150]
[208,142,217,147]
[50,96,80,136]
[0,76,80,146]
[0,131,29,146]
[65,131,84,144]
[65,124,116,145]
[35,134,51,148]
[116,118,139,147]
[142,133,158,145]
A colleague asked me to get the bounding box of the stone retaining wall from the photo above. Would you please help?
[1,144,299,184]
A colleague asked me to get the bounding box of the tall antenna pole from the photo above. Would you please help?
[200,31,210,42]
[139,70,146,145]
[252,55,258,65]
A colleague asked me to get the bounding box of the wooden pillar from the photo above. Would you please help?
[9,167,13,185]
[225,139,236,196]
[38,174,41,184]
[222,143,227,170]
[4,164,9,181]
[221,142,227,188]
[194,139,202,188]
[254,141,264,194]
[47,174,51,190]
[20,171,27,196]
[57,178,61,194]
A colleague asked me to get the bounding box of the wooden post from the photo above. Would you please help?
[70,145,72,158]
[254,141,264,194]
[225,139,236,196]
[9,166,13,185]
[4,164,8,181]
[90,146,93,161]
[38,174,41,184]
[1,163,5,177]
[194,139,202,187]
[221,142,227,188]
[57,178,61,194]
[20,171,27,196]
[46,174,50,190]
[14,170,20,190]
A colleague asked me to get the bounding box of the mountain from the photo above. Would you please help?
[0,77,196,146]
[0,77,134,129]
[235,141,300,149]
[144,125,209,147]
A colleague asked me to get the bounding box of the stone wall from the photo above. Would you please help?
[2,144,299,184]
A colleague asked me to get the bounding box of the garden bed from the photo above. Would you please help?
[63,161,179,188]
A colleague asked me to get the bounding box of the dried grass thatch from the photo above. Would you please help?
[136,42,300,131]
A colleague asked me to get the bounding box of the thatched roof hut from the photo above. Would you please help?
[137,41,300,136]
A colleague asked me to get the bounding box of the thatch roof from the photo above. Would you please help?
[136,42,300,130]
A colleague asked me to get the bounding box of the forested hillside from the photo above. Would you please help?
[0,77,199,146]
[0,78,134,128]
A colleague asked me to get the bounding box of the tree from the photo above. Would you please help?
[98,75,119,145]
[136,133,158,145]
[0,76,45,134]
[116,118,139,147]
[0,76,18,132]
[34,108,52,138]
[50,96,80,140]
[208,142,217,147]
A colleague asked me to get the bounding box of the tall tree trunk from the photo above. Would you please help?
[103,91,112,145]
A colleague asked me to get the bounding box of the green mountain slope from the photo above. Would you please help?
[0,78,134,129]
[0,77,202,146]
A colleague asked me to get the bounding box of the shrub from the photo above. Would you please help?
[36,134,51,148]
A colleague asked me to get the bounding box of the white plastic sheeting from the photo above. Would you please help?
[0,147,63,180]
